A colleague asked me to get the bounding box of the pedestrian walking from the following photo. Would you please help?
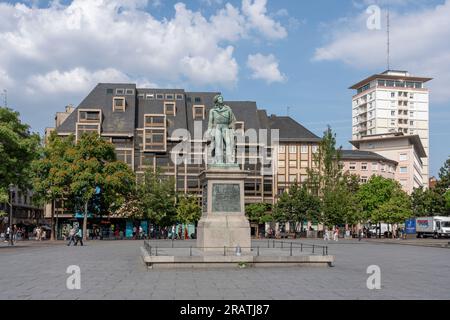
[323,227,330,241]
[67,227,76,246]
[139,225,143,240]
[358,229,363,241]
[171,225,176,240]
[74,228,83,246]
[333,227,339,242]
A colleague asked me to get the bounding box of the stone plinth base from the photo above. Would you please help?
[197,215,251,253]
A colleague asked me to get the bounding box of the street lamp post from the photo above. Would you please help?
[9,184,14,246]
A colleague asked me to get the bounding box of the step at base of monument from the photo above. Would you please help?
[140,247,334,269]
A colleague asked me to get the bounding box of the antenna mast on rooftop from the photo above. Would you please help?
[387,2,391,70]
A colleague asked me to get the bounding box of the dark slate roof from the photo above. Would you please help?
[340,150,398,165]
[56,83,320,145]
[268,115,321,142]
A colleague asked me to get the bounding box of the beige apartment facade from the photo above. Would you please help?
[350,133,427,194]
[350,70,431,187]
[340,150,397,183]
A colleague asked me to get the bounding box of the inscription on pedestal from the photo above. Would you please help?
[212,183,241,213]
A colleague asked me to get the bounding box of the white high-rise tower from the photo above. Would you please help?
[350,70,431,187]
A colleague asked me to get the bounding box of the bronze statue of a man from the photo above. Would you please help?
[207,94,236,164]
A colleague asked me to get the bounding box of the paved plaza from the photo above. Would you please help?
[0,239,449,300]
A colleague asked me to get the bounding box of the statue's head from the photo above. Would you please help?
[213,94,224,105]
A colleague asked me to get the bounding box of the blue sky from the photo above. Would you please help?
[1,0,449,176]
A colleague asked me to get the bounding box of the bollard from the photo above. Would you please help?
[224,246,226,256]
[281,241,283,249]
[268,239,270,248]
[273,240,275,248]
[257,246,260,257]
[312,244,315,254]
[190,246,192,257]
[301,243,303,252]
[290,242,293,256]
[172,238,174,248]
[326,246,328,255]
[156,246,158,256]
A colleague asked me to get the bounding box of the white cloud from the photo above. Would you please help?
[313,0,450,103]
[26,67,131,94]
[242,0,287,39]
[247,53,286,84]
[0,0,287,101]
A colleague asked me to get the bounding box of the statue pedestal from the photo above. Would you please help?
[196,165,251,253]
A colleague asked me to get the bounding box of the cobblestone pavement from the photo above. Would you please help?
[1,239,449,300]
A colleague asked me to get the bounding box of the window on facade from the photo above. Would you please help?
[164,102,176,116]
[278,146,285,154]
[125,89,134,95]
[138,93,145,99]
[165,94,174,100]
[391,111,396,116]
[76,124,100,141]
[278,175,285,182]
[278,160,285,168]
[144,115,166,128]
[193,105,205,120]
[400,167,408,173]
[300,175,308,183]
[391,92,395,98]
[361,177,368,183]
[300,161,308,168]
[289,160,297,168]
[410,121,414,126]
[372,163,378,171]
[112,137,133,148]
[106,89,113,94]
[312,145,319,154]
[146,94,154,100]
[349,163,356,170]
[381,165,386,172]
[399,154,408,161]
[116,149,133,167]
[113,97,126,112]
[289,146,297,154]
[144,128,166,152]
[79,110,100,122]
[289,175,297,183]
[116,88,125,95]
[194,97,201,103]
[156,94,164,100]
[176,94,184,100]
[361,163,368,171]
[301,145,308,154]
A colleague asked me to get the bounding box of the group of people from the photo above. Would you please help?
[66,226,83,246]
[323,227,340,242]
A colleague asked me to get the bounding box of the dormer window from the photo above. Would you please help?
[164,102,176,116]
[234,121,244,131]
[176,94,184,100]
[156,94,164,100]
[193,105,205,120]
[125,89,134,95]
[144,114,166,128]
[165,94,174,100]
[78,110,101,122]
[113,97,126,112]
[194,97,201,103]
[146,94,154,100]
[116,88,125,95]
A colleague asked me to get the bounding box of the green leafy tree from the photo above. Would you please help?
[273,183,320,233]
[176,194,202,227]
[373,189,412,226]
[445,190,450,211]
[245,202,272,237]
[0,189,8,217]
[32,132,75,239]
[307,126,342,196]
[411,187,445,216]
[1,106,40,198]
[356,176,409,237]
[68,133,136,239]
[138,168,177,227]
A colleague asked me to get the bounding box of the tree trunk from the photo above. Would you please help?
[50,199,55,241]
[83,201,88,241]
